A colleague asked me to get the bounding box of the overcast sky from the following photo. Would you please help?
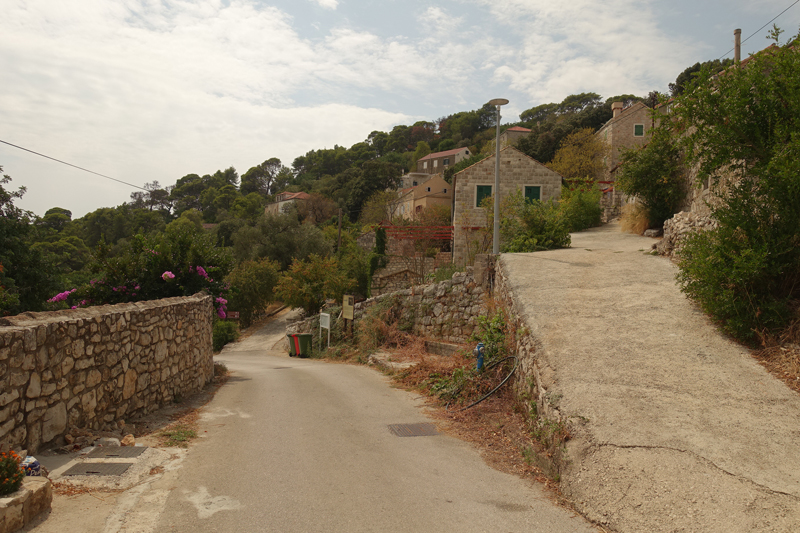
[2,0,798,218]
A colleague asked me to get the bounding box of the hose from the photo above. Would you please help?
[446,356,518,412]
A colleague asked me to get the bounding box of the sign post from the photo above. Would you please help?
[319,312,331,349]
[342,295,355,337]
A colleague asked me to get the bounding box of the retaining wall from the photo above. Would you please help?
[0,294,214,453]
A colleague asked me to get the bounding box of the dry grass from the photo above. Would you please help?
[753,317,800,394]
[620,202,650,234]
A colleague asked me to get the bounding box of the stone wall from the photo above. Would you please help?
[371,253,451,297]
[0,294,214,453]
[288,258,491,345]
[655,210,718,257]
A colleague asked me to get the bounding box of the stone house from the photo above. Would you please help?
[395,175,453,219]
[451,146,563,265]
[416,147,471,174]
[499,126,531,147]
[265,191,310,215]
[398,172,433,189]
[595,101,658,220]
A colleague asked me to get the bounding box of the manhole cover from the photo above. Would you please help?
[388,423,439,437]
[63,463,133,476]
[87,446,148,459]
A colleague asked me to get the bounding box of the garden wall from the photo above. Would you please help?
[0,294,214,453]
[288,257,493,346]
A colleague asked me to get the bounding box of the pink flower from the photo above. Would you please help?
[217,308,226,319]
[215,297,227,305]
[162,271,175,281]
[196,266,208,279]
[134,285,140,290]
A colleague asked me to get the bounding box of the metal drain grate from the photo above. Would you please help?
[388,423,439,437]
[87,446,147,459]
[63,463,133,476]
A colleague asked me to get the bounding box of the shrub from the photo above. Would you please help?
[559,184,602,232]
[620,202,650,235]
[225,258,280,328]
[0,451,24,496]
[499,191,571,253]
[212,320,239,352]
[275,254,355,315]
[616,124,686,228]
[673,34,800,343]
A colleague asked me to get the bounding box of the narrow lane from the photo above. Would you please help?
[152,313,597,532]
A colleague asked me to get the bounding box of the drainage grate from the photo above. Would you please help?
[63,463,133,476]
[388,423,439,437]
[87,446,147,459]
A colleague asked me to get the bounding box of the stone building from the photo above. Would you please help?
[499,126,531,147]
[395,175,453,219]
[451,146,563,265]
[265,191,310,215]
[416,147,471,174]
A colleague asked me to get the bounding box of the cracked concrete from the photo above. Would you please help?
[499,222,800,532]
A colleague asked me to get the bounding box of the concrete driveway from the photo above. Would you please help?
[499,222,800,532]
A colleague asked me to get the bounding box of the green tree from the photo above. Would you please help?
[546,128,609,186]
[275,254,354,315]
[240,158,284,196]
[673,37,800,343]
[225,258,280,327]
[0,170,59,314]
[616,123,686,228]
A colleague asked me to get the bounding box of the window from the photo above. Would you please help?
[524,186,541,203]
[443,188,447,193]
[476,185,492,207]
[427,187,431,192]
[634,124,644,137]
[412,181,418,186]
[443,158,450,165]
[433,160,438,167]
[423,161,428,169]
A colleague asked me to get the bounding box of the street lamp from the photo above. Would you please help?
[487,98,509,255]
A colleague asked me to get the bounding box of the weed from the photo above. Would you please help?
[159,424,197,447]
[213,361,228,377]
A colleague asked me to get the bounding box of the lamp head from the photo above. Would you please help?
[487,98,509,107]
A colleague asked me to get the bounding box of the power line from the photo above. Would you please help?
[718,0,800,59]
[0,139,148,192]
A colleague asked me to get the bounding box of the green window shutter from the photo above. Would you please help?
[476,185,492,207]
[634,124,644,136]
[524,186,541,203]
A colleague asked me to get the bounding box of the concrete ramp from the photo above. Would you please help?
[499,222,800,532]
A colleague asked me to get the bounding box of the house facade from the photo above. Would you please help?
[595,101,657,221]
[265,191,310,215]
[451,146,563,265]
[416,147,471,174]
[395,175,453,219]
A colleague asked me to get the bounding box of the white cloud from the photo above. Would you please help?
[312,0,338,10]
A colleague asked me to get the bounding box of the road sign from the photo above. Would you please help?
[343,295,354,320]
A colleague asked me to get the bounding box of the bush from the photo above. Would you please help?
[499,191,571,253]
[0,451,24,496]
[673,35,800,343]
[275,254,355,315]
[616,124,686,228]
[212,320,239,352]
[225,258,280,328]
[559,184,602,232]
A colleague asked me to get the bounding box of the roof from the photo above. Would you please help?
[277,191,310,201]
[417,147,470,162]
[505,126,531,133]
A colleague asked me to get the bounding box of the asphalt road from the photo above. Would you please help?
[142,311,597,533]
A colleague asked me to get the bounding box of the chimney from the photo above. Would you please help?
[611,101,623,118]
[734,28,742,63]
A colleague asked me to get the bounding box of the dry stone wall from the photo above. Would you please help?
[0,294,214,453]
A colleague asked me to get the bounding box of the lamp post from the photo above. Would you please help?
[487,98,509,254]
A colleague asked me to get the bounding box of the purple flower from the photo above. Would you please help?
[134,285,140,290]
[47,288,77,303]
[217,308,226,319]
[162,271,175,281]
[196,266,208,279]
[215,297,228,305]
[71,306,77,309]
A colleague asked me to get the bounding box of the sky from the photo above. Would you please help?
[1,0,798,218]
